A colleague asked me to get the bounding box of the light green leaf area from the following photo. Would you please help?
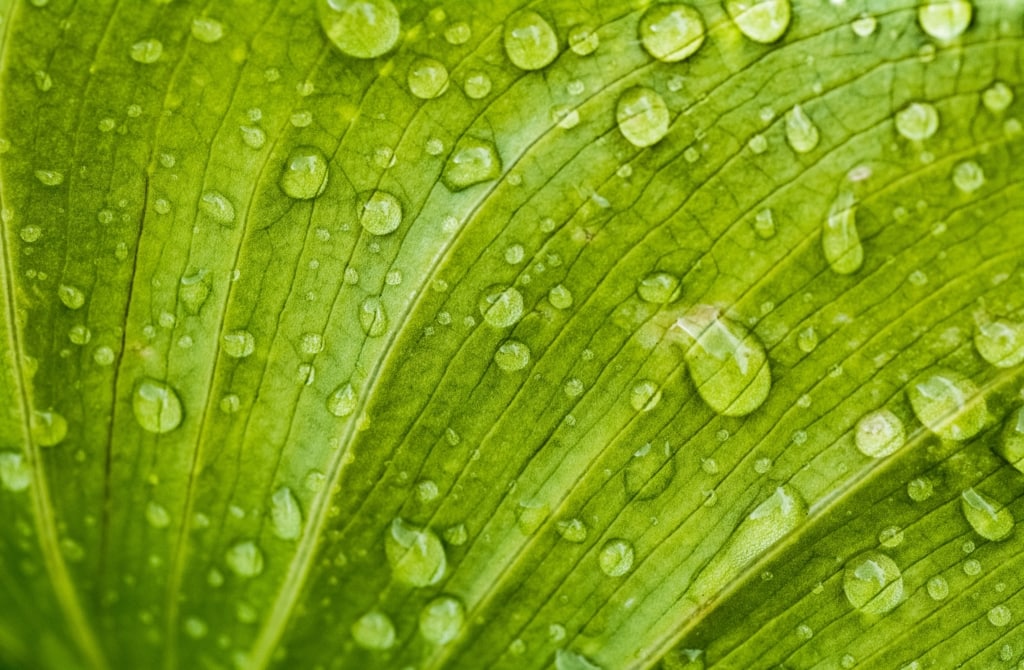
[0,0,1022,669]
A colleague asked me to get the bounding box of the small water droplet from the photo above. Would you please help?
[639,4,705,63]
[952,160,985,193]
[444,523,467,545]
[918,0,972,41]
[183,617,208,639]
[974,318,1024,367]
[548,284,573,310]
[442,137,501,191]
[895,102,939,141]
[360,191,402,235]
[907,368,988,440]
[926,575,949,599]
[503,10,558,71]
[624,442,674,500]
[462,71,491,99]
[752,208,776,238]
[961,488,1013,541]
[407,57,449,99]
[637,271,681,304]
[385,518,446,587]
[988,605,1013,627]
[270,486,302,541]
[240,125,266,149]
[279,147,329,200]
[598,539,634,577]
[129,38,163,64]
[982,81,1014,113]
[0,451,31,492]
[630,380,662,412]
[199,191,235,225]
[318,0,401,59]
[556,648,603,670]
[568,25,599,55]
[419,595,465,645]
[444,21,471,45]
[785,104,820,153]
[726,0,791,44]
[225,540,264,577]
[132,378,183,434]
[351,611,395,650]
[851,13,878,37]
[479,285,524,328]
[822,190,863,275]
[191,17,224,43]
[878,526,905,548]
[997,406,1024,472]
[327,383,357,417]
[855,409,906,458]
[495,340,531,372]
[843,552,903,614]
[796,326,818,353]
[616,86,670,148]
[179,271,211,315]
[222,330,255,358]
[35,169,64,186]
[555,518,588,543]
[907,477,934,502]
[358,297,388,337]
[58,284,85,310]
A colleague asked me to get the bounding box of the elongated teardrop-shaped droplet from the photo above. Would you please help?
[726,0,791,43]
[199,190,235,225]
[442,137,501,191]
[997,407,1024,473]
[895,102,939,141]
[407,57,449,99]
[918,0,972,41]
[855,409,906,458]
[327,383,357,417]
[961,488,1013,541]
[616,86,670,148]
[360,190,402,235]
[670,306,771,416]
[179,271,211,315]
[419,595,465,645]
[907,368,988,441]
[225,540,265,577]
[318,0,401,59]
[359,297,388,337]
[280,147,329,200]
[639,4,705,63]
[133,378,183,434]
[32,410,68,447]
[503,10,559,71]
[352,611,396,650]
[785,104,819,153]
[385,518,446,587]
[843,552,903,614]
[823,190,863,275]
[692,486,806,601]
[974,318,1024,367]
[270,486,303,541]
[0,451,31,492]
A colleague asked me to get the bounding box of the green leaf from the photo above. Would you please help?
[1,0,1022,669]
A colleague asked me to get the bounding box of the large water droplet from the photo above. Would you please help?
[670,306,772,416]
[692,486,806,601]
[479,285,524,328]
[907,368,988,440]
[0,451,31,492]
[855,409,906,458]
[726,0,791,43]
[360,190,402,235]
[327,383,357,417]
[442,137,501,191]
[843,552,903,614]
[132,378,183,434]
[785,104,819,153]
[918,0,972,41]
[419,595,465,645]
[961,488,1013,541]
[624,442,675,500]
[318,0,401,59]
[270,486,302,541]
[598,539,635,577]
[639,4,705,63]
[974,318,1024,367]
[407,57,449,99]
[822,190,863,275]
[385,518,446,587]
[222,330,255,358]
[225,540,265,577]
[895,102,939,141]
[616,87,670,148]
[352,611,395,650]
[279,147,329,200]
[503,10,558,71]
[32,410,68,447]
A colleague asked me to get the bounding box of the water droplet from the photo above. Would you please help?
[407,57,449,99]
[982,81,1014,113]
[843,552,904,614]
[222,330,255,358]
[895,102,939,141]
[997,407,1024,472]
[352,611,395,650]
[926,575,949,599]
[961,488,1013,541]
[918,0,972,41]
[179,272,211,315]
[907,368,988,440]
[796,326,818,353]
[479,285,524,328]
[318,0,401,59]
[444,524,467,545]
[556,518,588,543]
[0,451,31,492]
[630,380,662,412]
[279,147,329,200]
[183,617,208,639]
[624,442,674,500]
[385,518,446,587]
[327,383,357,417]
[752,208,776,238]
[548,284,573,310]
[462,71,491,99]
[419,595,464,645]
[952,160,985,193]
[851,13,878,37]
[568,25,599,55]
[240,125,266,149]
[974,318,1024,367]
[444,21,471,45]
[132,378,184,434]
[199,191,235,225]
[785,104,819,153]
[358,297,388,337]
[58,284,85,310]
[878,526,905,548]
[29,409,66,447]
[637,271,681,304]
[907,477,934,502]
[639,4,705,63]
[726,0,791,44]
[556,648,603,670]
[598,539,634,577]
[360,191,402,235]
[963,558,982,575]
[855,409,906,458]
[988,605,1012,627]
[822,190,863,275]
[616,86,670,148]
[191,17,224,43]
[670,306,772,416]
[225,540,264,578]
[442,137,501,191]
[20,225,42,243]
[495,340,530,372]
[270,486,303,541]
[129,39,163,64]
[145,501,170,529]
[503,10,558,71]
